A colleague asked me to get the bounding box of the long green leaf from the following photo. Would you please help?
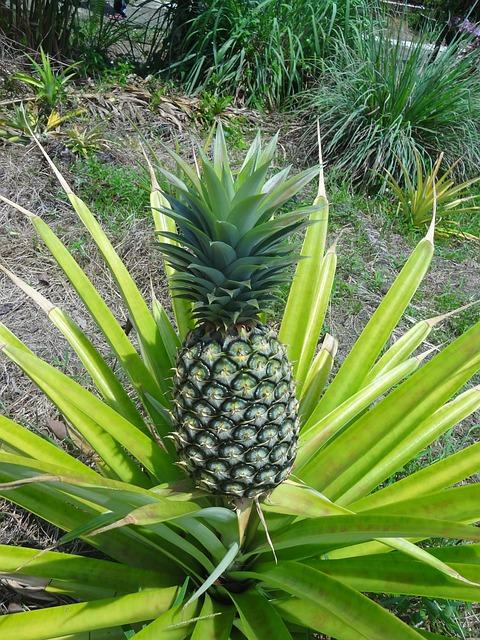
[0,266,149,434]
[173,515,230,562]
[342,385,480,506]
[297,356,421,470]
[0,587,179,640]
[350,440,480,511]
[184,543,239,609]
[274,596,369,640]
[362,311,454,385]
[0,461,204,577]
[65,190,173,398]
[360,484,480,524]
[190,594,234,640]
[0,465,180,573]
[152,295,181,363]
[0,544,169,594]
[0,413,97,477]
[310,553,480,602]
[299,333,337,422]
[49,629,132,639]
[149,165,193,340]
[2,344,151,486]
[129,601,200,640]
[295,242,337,386]
[264,481,349,518]
[300,321,480,495]
[1,344,178,484]
[229,588,293,640]
[430,543,480,564]
[237,562,424,639]
[242,515,480,560]
[0,457,199,535]
[279,197,328,363]
[61,500,201,543]
[0,194,171,431]
[373,534,480,587]
[312,226,434,419]
[187,507,239,550]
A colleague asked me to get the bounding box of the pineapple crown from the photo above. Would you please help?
[155,124,319,328]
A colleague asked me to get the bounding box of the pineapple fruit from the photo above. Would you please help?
[157,126,318,498]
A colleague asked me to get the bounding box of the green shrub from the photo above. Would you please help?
[13,48,80,112]
[70,0,182,75]
[296,19,480,189]
[426,0,480,21]
[163,0,367,109]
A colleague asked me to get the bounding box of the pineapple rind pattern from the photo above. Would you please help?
[171,324,299,498]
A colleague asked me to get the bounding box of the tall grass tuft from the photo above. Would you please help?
[163,0,364,109]
[296,18,480,189]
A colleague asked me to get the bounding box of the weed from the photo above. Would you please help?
[0,104,83,145]
[149,81,177,110]
[13,48,80,111]
[64,123,109,158]
[67,237,88,257]
[197,92,233,126]
[383,149,480,240]
[68,156,149,230]
[100,60,136,87]
[380,594,475,638]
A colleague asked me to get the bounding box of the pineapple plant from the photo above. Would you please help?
[156,126,317,498]
[0,124,479,640]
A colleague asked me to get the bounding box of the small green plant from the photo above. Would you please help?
[99,60,136,87]
[64,123,109,158]
[197,92,234,126]
[71,0,180,76]
[0,104,82,144]
[68,0,132,74]
[379,594,475,637]
[13,48,81,111]
[384,149,480,240]
[0,126,479,639]
[426,0,480,22]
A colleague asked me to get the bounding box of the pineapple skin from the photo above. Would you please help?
[171,324,299,498]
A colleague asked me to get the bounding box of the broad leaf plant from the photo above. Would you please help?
[0,127,479,640]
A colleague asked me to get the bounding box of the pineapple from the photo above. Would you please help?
[157,126,318,498]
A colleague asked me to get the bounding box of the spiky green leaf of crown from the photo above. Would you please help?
[155,125,319,328]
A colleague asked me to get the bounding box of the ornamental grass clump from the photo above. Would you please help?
[0,125,479,639]
[297,18,480,190]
